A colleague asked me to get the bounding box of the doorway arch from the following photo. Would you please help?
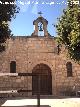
[32,63,52,95]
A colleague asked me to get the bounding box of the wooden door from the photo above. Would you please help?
[32,64,52,95]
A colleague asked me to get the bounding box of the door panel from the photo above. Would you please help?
[32,64,52,95]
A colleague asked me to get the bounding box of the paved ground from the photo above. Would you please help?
[0,97,80,107]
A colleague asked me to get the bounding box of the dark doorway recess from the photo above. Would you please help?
[32,63,52,95]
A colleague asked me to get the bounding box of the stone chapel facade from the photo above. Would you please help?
[0,15,80,96]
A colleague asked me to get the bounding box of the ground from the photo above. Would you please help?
[0,97,80,107]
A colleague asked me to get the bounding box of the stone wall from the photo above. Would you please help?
[0,36,80,96]
[0,74,32,97]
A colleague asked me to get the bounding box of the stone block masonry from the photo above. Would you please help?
[0,36,80,96]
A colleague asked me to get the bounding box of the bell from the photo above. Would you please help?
[39,24,43,31]
[39,28,43,31]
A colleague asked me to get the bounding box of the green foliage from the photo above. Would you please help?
[0,0,19,52]
[56,0,80,62]
[0,21,11,43]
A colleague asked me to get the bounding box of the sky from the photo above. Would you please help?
[10,0,67,37]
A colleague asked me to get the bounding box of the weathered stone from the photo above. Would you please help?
[16,79,21,83]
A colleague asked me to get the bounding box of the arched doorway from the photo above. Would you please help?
[32,63,52,95]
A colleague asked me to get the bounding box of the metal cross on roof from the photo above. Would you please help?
[38,11,43,16]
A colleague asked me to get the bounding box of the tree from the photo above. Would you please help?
[0,0,19,52]
[56,0,80,62]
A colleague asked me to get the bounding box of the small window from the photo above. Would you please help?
[66,62,72,77]
[54,45,61,54]
[10,61,16,73]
